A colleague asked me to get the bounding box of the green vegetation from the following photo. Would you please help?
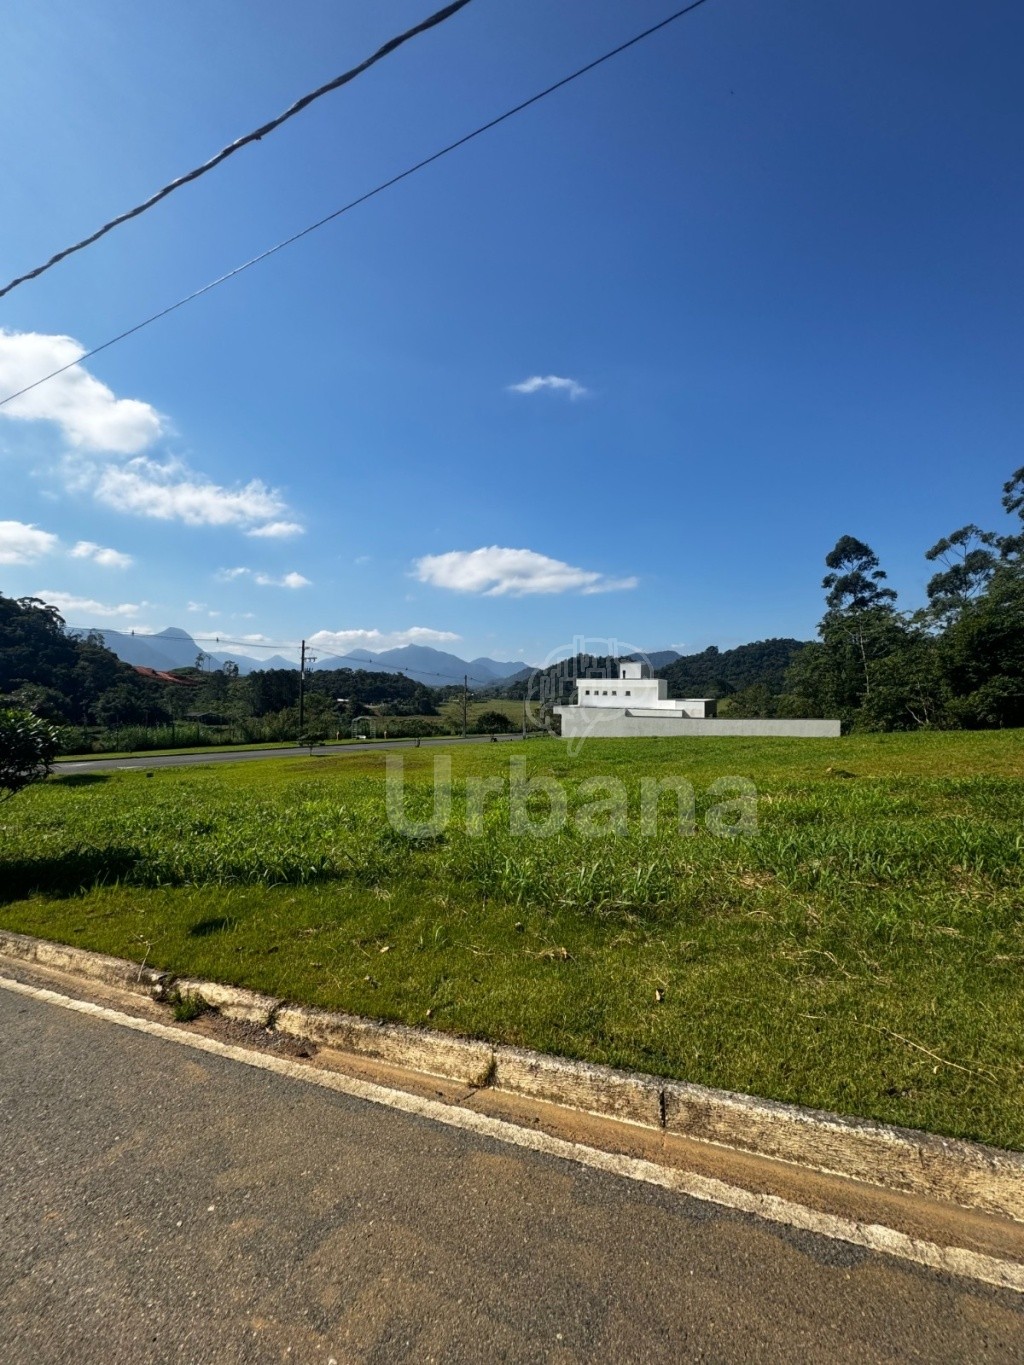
[2,731,1023,1148]
[743,469,1024,728]
[1,594,168,736]
[661,639,807,708]
[0,707,62,799]
[437,697,536,734]
[168,988,213,1023]
[0,591,473,753]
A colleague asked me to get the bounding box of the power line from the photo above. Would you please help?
[0,0,474,302]
[0,0,715,411]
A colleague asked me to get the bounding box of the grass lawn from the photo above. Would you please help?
[2,731,1023,1148]
[56,736,403,763]
[436,697,540,732]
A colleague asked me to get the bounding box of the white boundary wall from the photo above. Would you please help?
[554,707,841,739]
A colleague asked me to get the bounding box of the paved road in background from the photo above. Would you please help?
[2,988,1021,1363]
[55,733,528,773]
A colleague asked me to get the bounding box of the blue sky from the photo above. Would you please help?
[2,0,1022,667]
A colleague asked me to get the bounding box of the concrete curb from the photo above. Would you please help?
[0,928,169,995]
[491,1044,663,1129]
[2,928,1022,1221]
[172,977,281,1027]
[275,1005,494,1086]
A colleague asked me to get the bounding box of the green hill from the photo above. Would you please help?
[658,638,808,698]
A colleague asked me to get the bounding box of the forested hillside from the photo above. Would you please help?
[1,594,172,728]
[0,594,445,751]
[659,639,807,699]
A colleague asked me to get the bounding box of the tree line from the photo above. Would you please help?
[748,465,1024,728]
[0,593,520,751]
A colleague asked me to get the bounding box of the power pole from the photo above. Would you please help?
[462,675,468,737]
[522,692,527,740]
[298,639,306,739]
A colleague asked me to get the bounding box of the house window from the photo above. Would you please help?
[625,690,631,696]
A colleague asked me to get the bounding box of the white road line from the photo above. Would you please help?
[3,971,1023,1295]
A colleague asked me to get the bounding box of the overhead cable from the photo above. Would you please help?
[0,0,474,301]
[0,0,714,409]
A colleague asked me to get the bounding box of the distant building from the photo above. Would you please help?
[574,659,717,718]
[554,660,841,739]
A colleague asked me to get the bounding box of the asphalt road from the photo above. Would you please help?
[55,733,527,773]
[2,988,1021,1363]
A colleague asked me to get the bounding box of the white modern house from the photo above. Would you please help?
[554,660,841,739]
[574,660,717,717]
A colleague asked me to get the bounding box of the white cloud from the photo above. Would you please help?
[0,330,163,453]
[245,520,304,539]
[37,589,145,620]
[1,331,306,539]
[187,600,207,612]
[94,457,287,529]
[255,570,310,589]
[414,546,637,597]
[70,540,133,569]
[1,332,306,540]
[507,374,588,400]
[216,566,310,589]
[307,627,461,655]
[0,520,59,564]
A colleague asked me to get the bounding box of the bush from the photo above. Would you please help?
[474,710,518,734]
[0,707,63,799]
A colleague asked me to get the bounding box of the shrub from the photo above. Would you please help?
[474,710,518,734]
[0,707,62,800]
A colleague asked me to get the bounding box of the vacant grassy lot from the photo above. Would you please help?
[2,732,1022,1147]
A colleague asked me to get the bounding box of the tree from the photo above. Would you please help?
[939,563,1024,728]
[0,708,62,801]
[94,683,157,728]
[822,537,901,708]
[858,628,948,730]
[716,684,775,719]
[1,595,79,698]
[0,593,164,726]
[246,668,300,717]
[475,709,517,733]
[924,524,999,625]
[786,537,911,725]
[999,466,1024,561]
[822,536,897,613]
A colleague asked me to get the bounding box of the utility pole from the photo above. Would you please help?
[522,692,527,740]
[462,675,468,737]
[298,639,306,739]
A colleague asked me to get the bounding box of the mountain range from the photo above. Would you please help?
[70,626,537,688]
[68,626,294,675]
[308,645,535,688]
[70,626,688,691]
